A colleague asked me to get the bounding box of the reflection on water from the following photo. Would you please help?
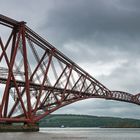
[1,128,140,140]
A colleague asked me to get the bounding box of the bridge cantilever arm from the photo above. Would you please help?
[25,26,110,93]
[0,14,25,28]
[0,14,110,94]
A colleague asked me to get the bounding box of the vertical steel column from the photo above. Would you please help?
[21,22,32,121]
[4,28,17,117]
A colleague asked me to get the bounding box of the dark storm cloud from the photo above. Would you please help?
[42,0,140,50]
[41,0,140,93]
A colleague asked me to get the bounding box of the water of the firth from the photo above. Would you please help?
[0,128,140,140]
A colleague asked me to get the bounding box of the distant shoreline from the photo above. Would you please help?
[39,114,140,128]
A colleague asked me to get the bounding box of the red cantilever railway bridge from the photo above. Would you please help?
[0,14,140,124]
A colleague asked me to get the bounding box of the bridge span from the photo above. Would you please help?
[0,14,140,129]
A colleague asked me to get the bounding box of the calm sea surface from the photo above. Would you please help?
[0,128,140,140]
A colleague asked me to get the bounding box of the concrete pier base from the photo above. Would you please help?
[0,123,39,132]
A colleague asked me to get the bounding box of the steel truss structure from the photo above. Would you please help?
[0,14,140,124]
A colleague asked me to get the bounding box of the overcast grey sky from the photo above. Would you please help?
[1,0,140,119]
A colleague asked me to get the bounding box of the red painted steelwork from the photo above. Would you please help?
[0,14,140,124]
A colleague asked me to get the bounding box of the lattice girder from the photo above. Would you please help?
[0,14,139,123]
